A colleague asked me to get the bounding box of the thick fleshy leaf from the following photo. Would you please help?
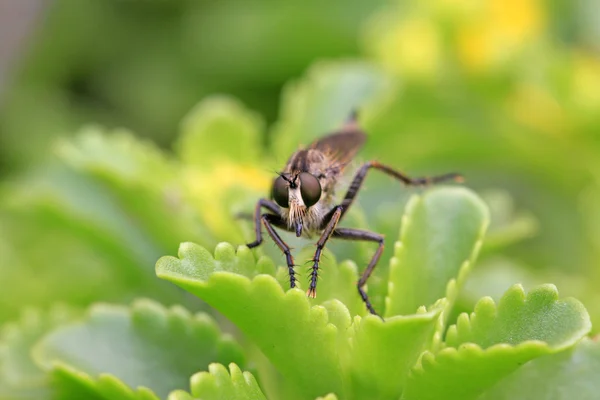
[167,363,266,400]
[0,305,79,400]
[445,284,591,349]
[55,126,177,188]
[241,342,308,400]
[479,190,538,254]
[404,343,549,400]
[347,300,445,400]
[170,98,272,243]
[0,306,78,388]
[358,33,598,292]
[167,392,195,400]
[33,300,245,399]
[56,128,214,250]
[402,285,591,400]
[315,395,339,400]
[180,163,272,247]
[176,96,264,166]
[480,338,600,400]
[156,242,346,399]
[271,61,394,159]
[51,364,158,400]
[385,187,489,317]
[0,166,185,322]
[279,246,365,317]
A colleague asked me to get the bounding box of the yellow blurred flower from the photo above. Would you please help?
[506,83,566,136]
[456,0,545,71]
[183,161,272,240]
[364,0,546,79]
[364,11,442,81]
[570,53,600,114]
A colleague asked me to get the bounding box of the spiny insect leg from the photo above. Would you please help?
[245,198,296,288]
[245,198,281,248]
[327,161,463,221]
[261,214,297,288]
[307,206,342,298]
[332,227,384,318]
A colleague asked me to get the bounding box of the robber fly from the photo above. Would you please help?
[245,113,462,316]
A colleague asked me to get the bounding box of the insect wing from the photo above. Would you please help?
[310,116,366,169]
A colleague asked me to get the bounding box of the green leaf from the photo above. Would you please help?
[33,299,245,399]
[402,284,592,400]
[479,338,600,400]
[56,125,177,188]
[3,164,164,271]
[167,363,266,400]
[0,165,187,321]
[281,247,365,317]
[176,96,264,166]
[347,300,445,400]
[161,242,275,282]
[0,305,79,400]
[356,50,597,290]
[272,61,394,158]
[385,187,489,317]
[56,128,215,250]
[315,394,339,400]
[51,364,158,400]
[157,242,346,399]
[167,391,195,400]
[479,190,538,254]
[459,258,539,307]
[445,284,591,349]
[170,98,272,243]
[242,342,308,400]
[0,305,78,387]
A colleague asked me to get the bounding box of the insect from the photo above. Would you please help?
[245,113,462,316]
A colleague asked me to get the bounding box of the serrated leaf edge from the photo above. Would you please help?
[53,361,160,400]
[157,242,355,331]
[187,362,266,399]
[444,284,592,351]
[0,304,79,387]
[386,189,490,320]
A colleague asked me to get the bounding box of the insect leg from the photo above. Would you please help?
[328,161,462,221]
[260,214,297,289]
[244,199,297,288]
[332,227,384,317]
[245,198,282,248]
[307,206,343,298]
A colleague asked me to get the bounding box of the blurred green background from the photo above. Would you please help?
[1,0,600,329]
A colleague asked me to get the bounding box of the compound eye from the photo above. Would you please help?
[272,176,289,208]
[299,172,322,208]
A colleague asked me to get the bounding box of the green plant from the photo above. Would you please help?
[2,1,600,395]
[1,179,596,399]
[1,57,599,398]
[152,187,593,400]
